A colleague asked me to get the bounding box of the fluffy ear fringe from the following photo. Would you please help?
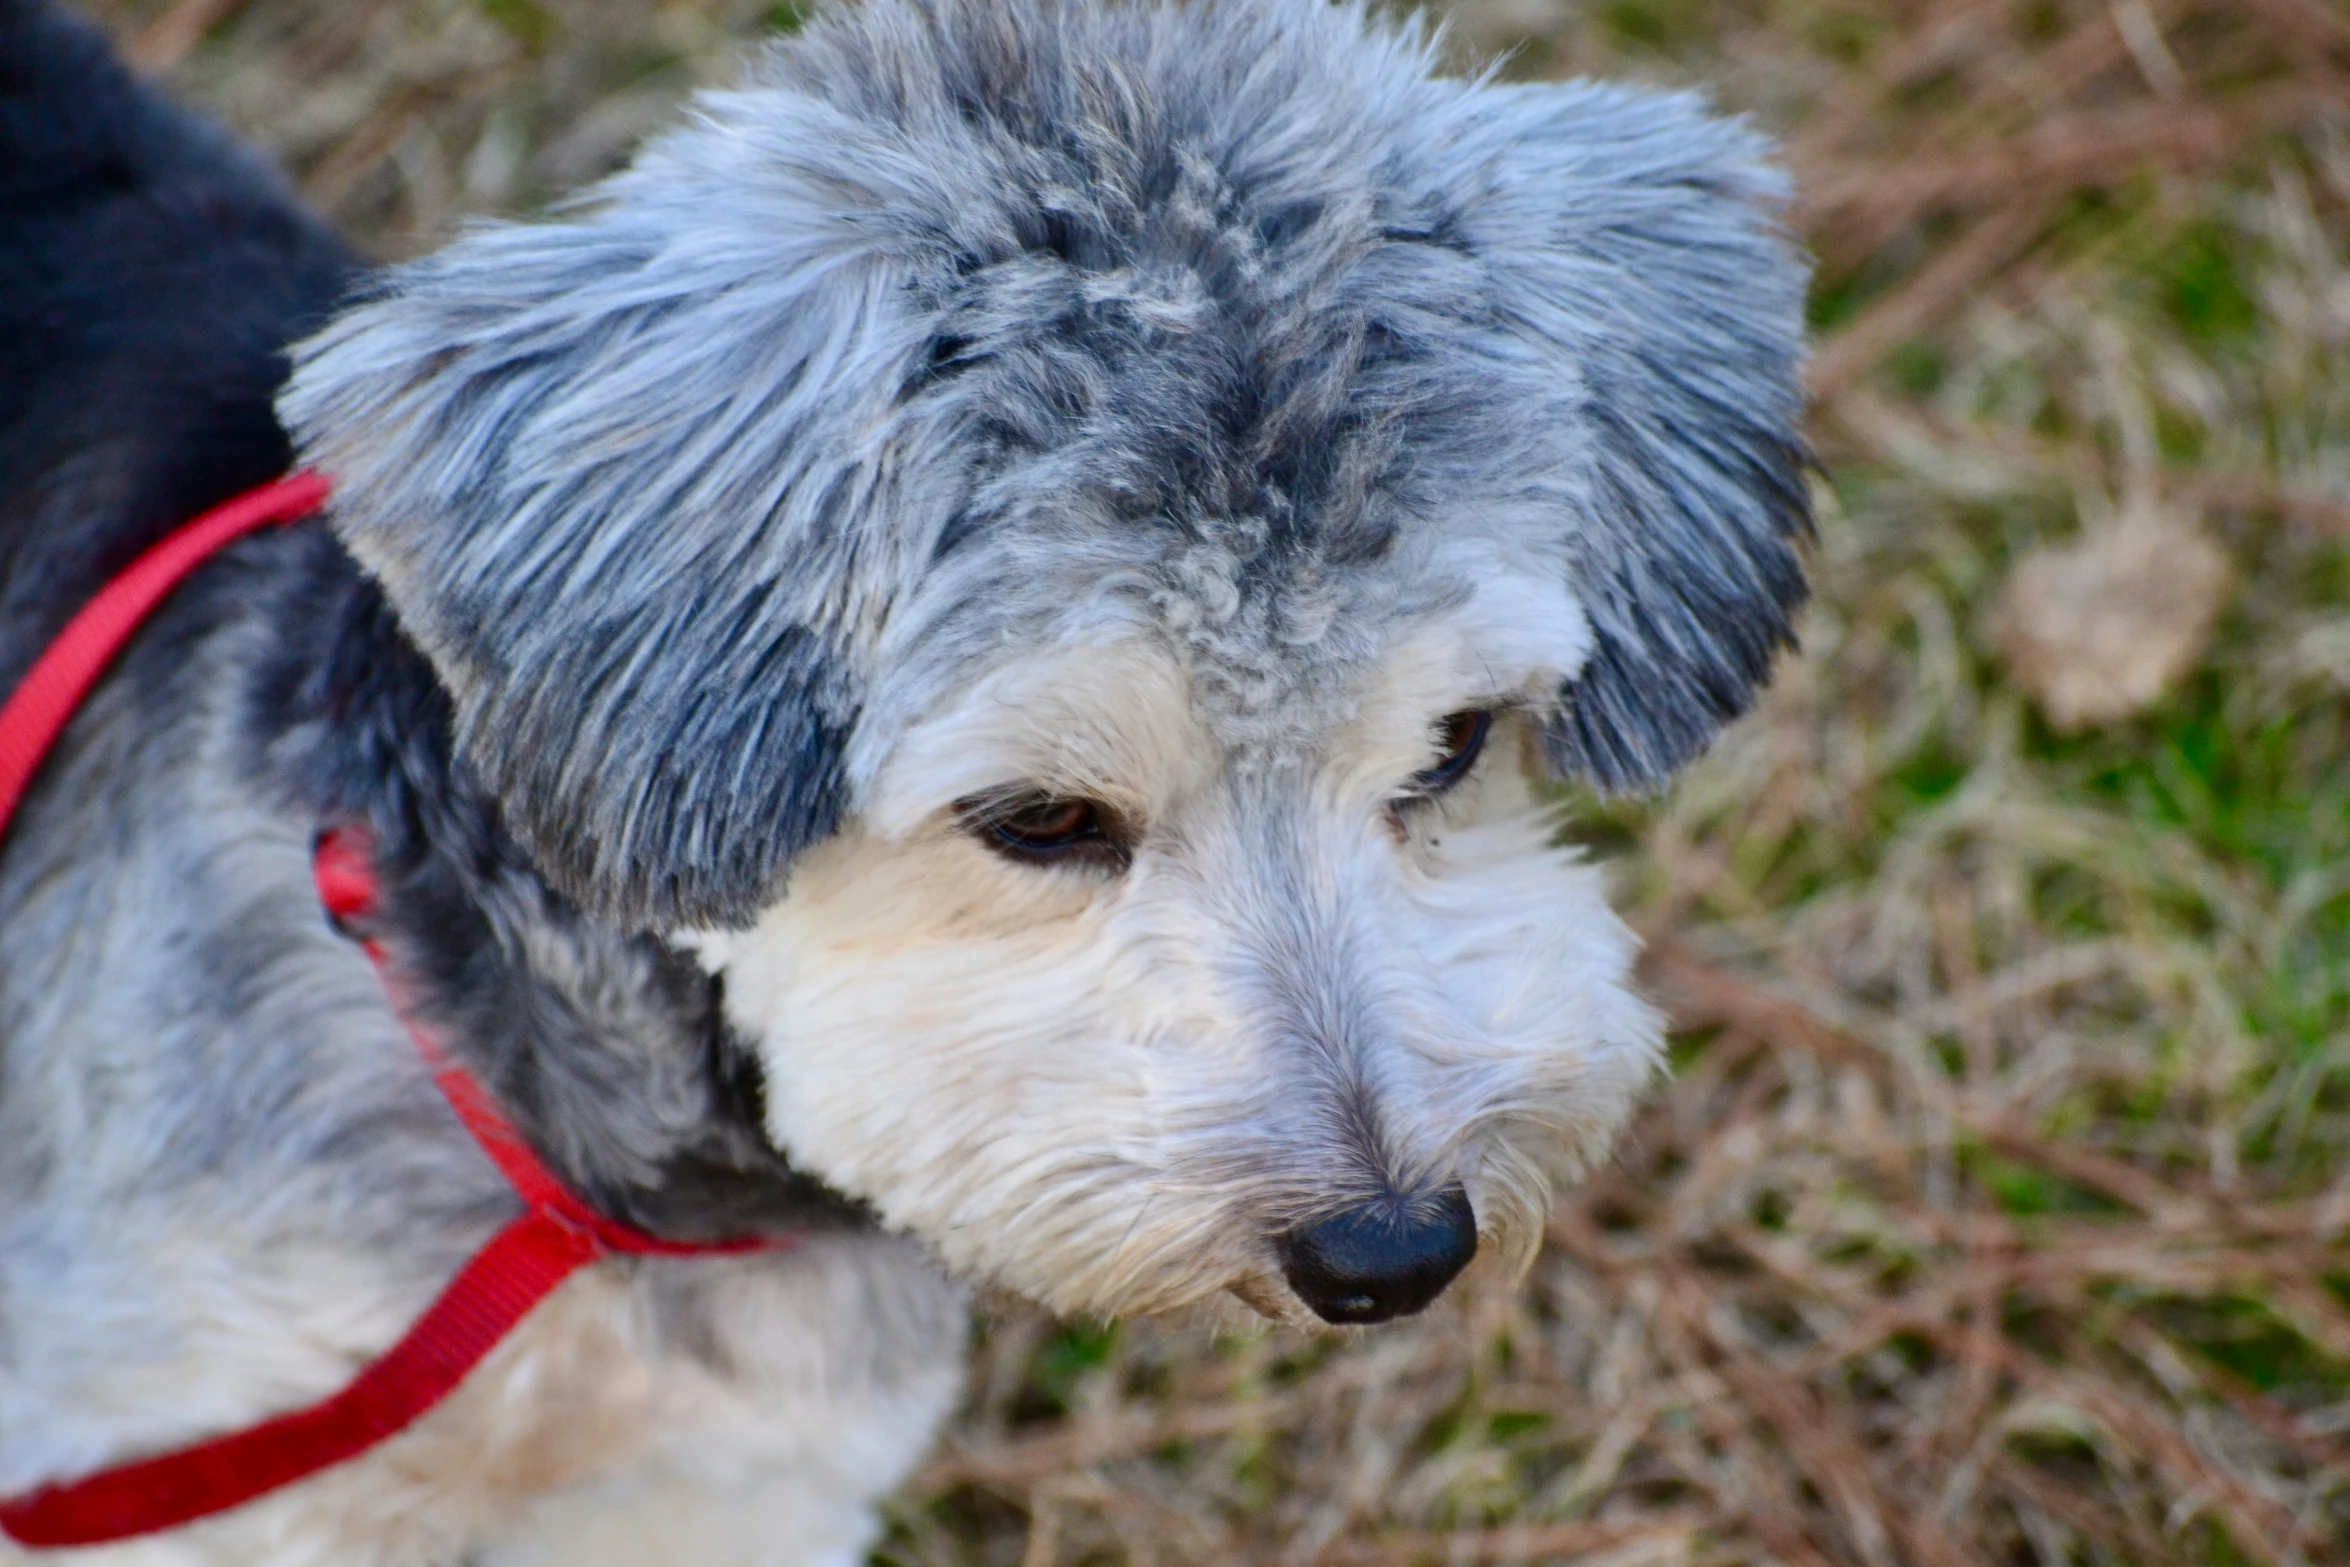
[1471,83,1813,791]
[277,91,948,930]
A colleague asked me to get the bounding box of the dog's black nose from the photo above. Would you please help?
[1277,1187,1477,1325]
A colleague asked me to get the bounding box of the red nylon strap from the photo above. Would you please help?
[0,1216,603,1548]
[314,827,777,1263]
[0,474,791,1549]
[0,470,331,840]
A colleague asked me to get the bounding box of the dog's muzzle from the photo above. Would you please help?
[1276,1186,1477,1324]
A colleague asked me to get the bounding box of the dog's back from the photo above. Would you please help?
[0,0,352,691]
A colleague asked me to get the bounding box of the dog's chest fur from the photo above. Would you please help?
[1,1249,960,1567]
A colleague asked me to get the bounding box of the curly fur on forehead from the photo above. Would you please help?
[282,0,1809,930]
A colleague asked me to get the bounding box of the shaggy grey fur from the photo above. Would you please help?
[283,0,1809,931]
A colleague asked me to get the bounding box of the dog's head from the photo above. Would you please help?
[282,0,1807,1325]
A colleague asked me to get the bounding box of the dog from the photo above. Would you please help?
[0,0,1809,1560]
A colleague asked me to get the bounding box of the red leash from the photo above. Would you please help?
[0,474,793,1549]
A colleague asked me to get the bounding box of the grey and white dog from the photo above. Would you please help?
[0,0,1808,1560]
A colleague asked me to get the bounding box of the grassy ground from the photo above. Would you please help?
[83,0,2350,1560]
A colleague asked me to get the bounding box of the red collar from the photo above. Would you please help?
[0,473,793,1549]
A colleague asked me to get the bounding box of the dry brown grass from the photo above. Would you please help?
[83,0,2350,1560]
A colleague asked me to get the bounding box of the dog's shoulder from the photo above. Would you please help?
[0,0,356,690]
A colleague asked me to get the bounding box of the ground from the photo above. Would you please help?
[76,0,2350,1561]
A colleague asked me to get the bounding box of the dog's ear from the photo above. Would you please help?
[1462,82,1812,791]
[279,100,941,930]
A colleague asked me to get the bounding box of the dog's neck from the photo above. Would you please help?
[252,526,868,1243]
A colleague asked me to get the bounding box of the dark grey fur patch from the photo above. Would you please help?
[1470,89,1815,788]
[249,540,867,1240]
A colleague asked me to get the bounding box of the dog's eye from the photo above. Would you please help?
[1402,710,1492,799]
[965,793,1129,869]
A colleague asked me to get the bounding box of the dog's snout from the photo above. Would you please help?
[1277,1186,1477,1325]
